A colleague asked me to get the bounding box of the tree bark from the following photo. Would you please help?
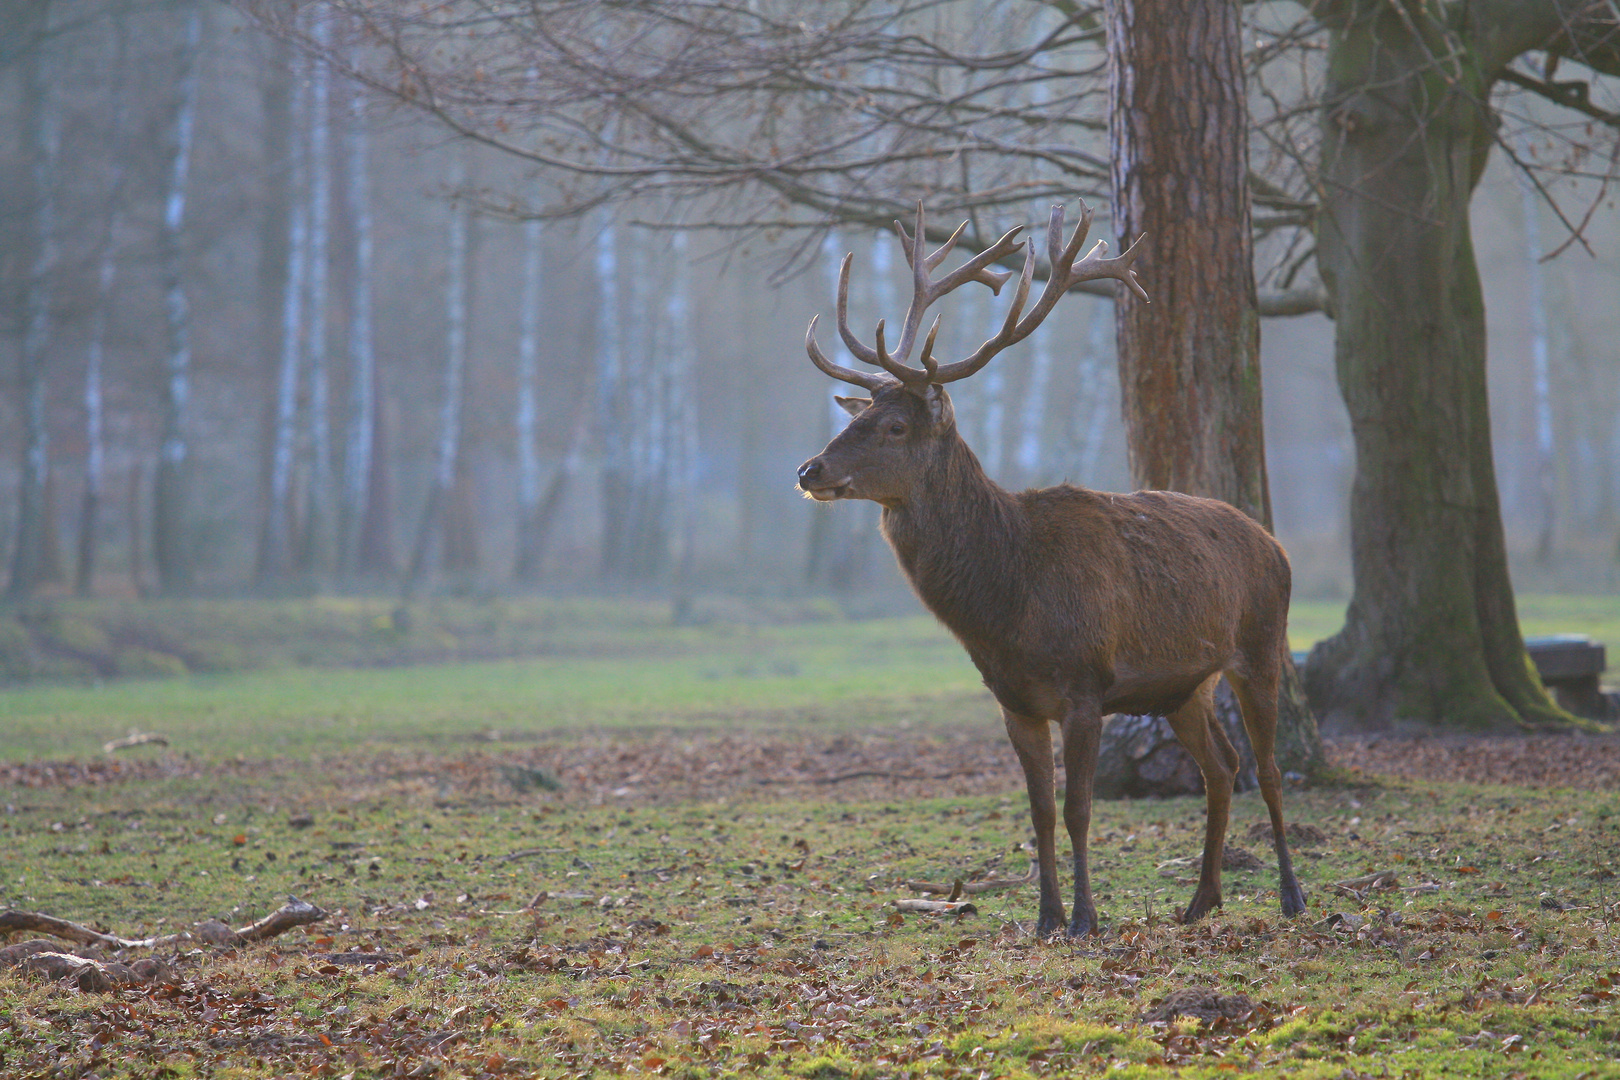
[1106,0,1324,774]
[1305,0,1570,732]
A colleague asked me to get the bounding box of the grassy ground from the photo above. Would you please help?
[1,596,1618,1078]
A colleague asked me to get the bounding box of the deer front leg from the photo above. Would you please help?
[1059,706,1102,936]
[1002,709,1064,936]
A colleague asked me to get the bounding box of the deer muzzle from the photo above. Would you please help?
[797,458,851,501]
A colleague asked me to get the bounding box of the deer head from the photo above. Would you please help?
[797,202,1147,505]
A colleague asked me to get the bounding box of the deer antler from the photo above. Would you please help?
[805,202,1150,391]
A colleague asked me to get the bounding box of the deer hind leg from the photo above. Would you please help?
[1166,676,1233,924]
[1058,705,1103,937]
[1226,665,1308,917]
[1002,709,1065,936]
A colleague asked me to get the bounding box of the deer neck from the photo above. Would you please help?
[880,436,1028,642]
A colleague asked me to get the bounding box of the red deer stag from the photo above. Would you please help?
[797,203,1307,936]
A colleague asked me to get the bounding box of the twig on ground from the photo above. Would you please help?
[759,769,984,786]
[102,730,169,754]
[894,899,979,915]
[905,861,1038,895]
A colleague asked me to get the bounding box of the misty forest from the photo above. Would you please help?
[2,2,1620,1078]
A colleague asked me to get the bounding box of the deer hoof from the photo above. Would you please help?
[1066,915,1099,938]
[1280,882,1307,917]
[1180,892,1222,924]
[1036,910,1067,938]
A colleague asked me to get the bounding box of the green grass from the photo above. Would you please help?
[2,596,1619,1077]
[1289,593,1620,654]
[2,763,1617,1079]
[0,614,984,760]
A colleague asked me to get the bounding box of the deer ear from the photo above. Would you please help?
[922,384,951,426]
[833,395,870,417]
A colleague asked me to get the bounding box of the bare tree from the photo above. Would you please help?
[1301,1,1620,731]
[6,0,60,600]
[339,27,377,577]
[248,0,1620,730]
[258,42,306,584]
[404,151,475,592]
[299,10,335,576]
[152,0,203,595]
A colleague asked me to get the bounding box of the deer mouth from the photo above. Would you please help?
[801,478,853,501]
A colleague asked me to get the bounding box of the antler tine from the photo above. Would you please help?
[919,315,941,380]
[834,253,881,366]
[806,314,890,392]
[872,319,929,384]
[929,238,1038,385]
[1067,230,1151,302]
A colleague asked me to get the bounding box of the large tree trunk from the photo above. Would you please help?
[1305,2,1568,732]
[153,0,203,595]
[1106,0,1324,774]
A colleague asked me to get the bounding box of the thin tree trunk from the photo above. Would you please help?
[258,45,305,584]
[1075,298,1114,486]
[78,11,132,598]
[512,217,544,580]
[7,1,57,601]
[1106,0,1323,773]
[1305,2,1568,732]
[595,211,629,580]
[667,230,699,606]
[356,364,396,575]
[300,12,335,577]
[404,154,471,593]
[340,36,375,577]
[152,0,203,595]
[1015,320,1053,486]
[1516,158,1555,565]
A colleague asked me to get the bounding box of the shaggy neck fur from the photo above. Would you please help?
[879,428,1031,647]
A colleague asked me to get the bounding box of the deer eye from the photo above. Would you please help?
[888,422,907,437]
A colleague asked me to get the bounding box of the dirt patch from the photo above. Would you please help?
[1333,733,1620,790]
[7,732,1619,801]
[1246,820,1329,845]
[1141,988,1258,1024]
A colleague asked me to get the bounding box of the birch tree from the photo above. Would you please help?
[77,5,134,596]
[152,0,204,595]
[6,0,59,600]
[404,151,474,591]
[258,46,307,584]
[340,31,377,576]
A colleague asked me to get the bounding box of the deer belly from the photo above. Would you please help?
[1101,670,1214,717]
[971,659,1067,720]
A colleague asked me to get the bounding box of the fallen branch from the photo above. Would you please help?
[1330,870,1400,899]
[103,730,169,754]
[0,896,327,954]
[759,768,984,786]
[905,861,1038,896]
[894,899,979,915]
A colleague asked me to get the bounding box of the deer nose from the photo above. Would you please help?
[798,459,823,488]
